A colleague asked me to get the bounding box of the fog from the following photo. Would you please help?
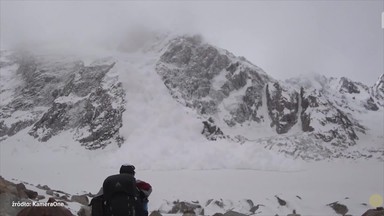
[1,1,383,84]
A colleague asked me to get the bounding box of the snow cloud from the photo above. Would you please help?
[1,1,382,84]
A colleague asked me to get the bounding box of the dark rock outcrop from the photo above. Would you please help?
[169,201,203,215]
[16,183,38,199]
[287,210,301,216]
[266,83,299,134]
[365,97,379,111]
[314,108,359,145]
[202,118,225,141]
[275,196,287,206]
[327,202,348,215]
[339,77,361,94]
[71,194,89,206]
[36,184,51,191]
[300,87,315,132]
[362,207,384,216]
[299,87,365,148]
[149,210,163,216]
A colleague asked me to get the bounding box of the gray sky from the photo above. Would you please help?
[1,1,383,84]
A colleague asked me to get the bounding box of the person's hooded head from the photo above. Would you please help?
[120,164,135,176]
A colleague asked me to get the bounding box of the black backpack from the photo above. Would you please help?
[102,174,138,216]
[90,195,106,216]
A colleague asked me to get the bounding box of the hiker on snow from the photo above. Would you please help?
[119,164,152,215]
[92,164,152,216]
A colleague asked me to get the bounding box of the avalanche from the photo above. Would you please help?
[0,34,383,216]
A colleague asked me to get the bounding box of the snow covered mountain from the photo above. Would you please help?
[1,33,383,216]
[0,51,125,149]
[0,34,383,160]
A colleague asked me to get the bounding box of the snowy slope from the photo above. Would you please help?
[0,34,383,216]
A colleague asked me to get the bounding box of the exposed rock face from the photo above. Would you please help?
[339,77,361,94]
[154,35,382,159]
[157,35,229,105]
[201,118,225,141]
[364,97,379,111]
[266,82,299,134]
[0,52,125,149]
[156,35,271,127]
[336,76,383,110]
[1,37,383,157]
[300,88,361,146]
[371,74,384,106]
[299,88,315,133]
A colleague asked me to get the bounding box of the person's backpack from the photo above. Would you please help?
[136,180,152,201]
[90,195,106,216]
[102,174,138,216]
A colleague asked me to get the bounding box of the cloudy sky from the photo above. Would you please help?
[1,1,383,84]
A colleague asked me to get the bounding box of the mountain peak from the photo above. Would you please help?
[0,33,383,161]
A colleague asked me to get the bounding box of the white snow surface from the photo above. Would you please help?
[1,46,383,215]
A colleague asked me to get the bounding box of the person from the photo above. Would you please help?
[118,164,152,216]
[136,179,152,214]
[91,164,152,216]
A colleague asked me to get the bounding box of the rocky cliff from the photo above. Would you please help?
[156,36,383,159]
[0,52,125,149]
